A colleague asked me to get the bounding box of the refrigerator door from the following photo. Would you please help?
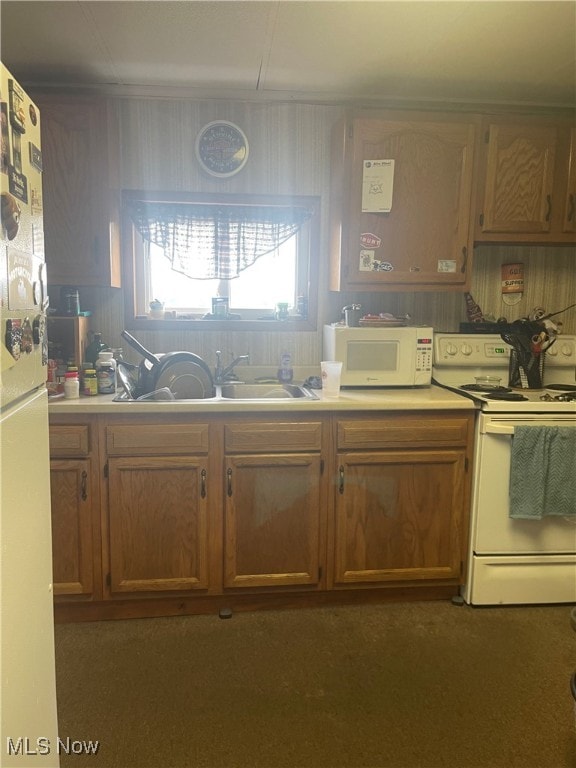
[1,62,48,410]
[1,64,59,767]
[1,387,59,766]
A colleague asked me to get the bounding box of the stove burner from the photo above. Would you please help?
[540,392,576,402]
[460,383,512,394]
[484,391,529,401]
[545,384,576,393]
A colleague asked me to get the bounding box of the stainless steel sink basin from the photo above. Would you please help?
[218,383,317,400]
[113,383,318,402]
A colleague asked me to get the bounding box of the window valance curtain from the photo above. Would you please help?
[129,201,313,280]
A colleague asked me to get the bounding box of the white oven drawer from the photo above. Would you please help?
[466,555,576,605]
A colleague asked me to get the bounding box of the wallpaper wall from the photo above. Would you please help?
[67,97,576,368]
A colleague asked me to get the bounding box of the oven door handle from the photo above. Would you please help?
[483,423,515,435]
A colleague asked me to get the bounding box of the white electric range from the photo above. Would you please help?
[432,333,576,412]
[433,333,576,606]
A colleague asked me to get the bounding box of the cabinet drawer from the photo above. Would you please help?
[225,422,323,453]
[337,417,470,450]
[106,424,209,456]
[49,425,90,457]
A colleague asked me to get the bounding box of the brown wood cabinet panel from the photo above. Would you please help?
[106,423,209,456]
[49,424,90,457]
[47,316,91,370]
[337,416,470,450]
[476,116,575,243]
[224,454,322,589]
[333,450,465,585]
[34,95,121,286]
[481,122,556,234]
[50,459,94,597]
[563,127,576,233]
[224,421,323,453]
[107,456,209,594]
[330,111,477,291]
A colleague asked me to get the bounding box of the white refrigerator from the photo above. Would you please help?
[1,63,59,766]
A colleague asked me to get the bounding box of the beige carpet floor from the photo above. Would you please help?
[54,601,576,768]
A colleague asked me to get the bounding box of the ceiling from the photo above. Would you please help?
[1,1,575,109]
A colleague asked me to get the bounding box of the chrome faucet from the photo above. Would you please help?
[214,351,250,384]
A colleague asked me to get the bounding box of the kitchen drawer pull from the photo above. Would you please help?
[545,194,552,222]
[567,193,575,223]
[227,467,233,497]
[460,245,468,274]
[81,470,88,501]
[201,468,207,499]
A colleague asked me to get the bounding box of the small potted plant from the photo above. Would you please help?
[149,299,165,320]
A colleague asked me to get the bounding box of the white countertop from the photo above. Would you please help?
[48,385,477,415]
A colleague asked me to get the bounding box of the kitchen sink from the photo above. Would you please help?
[218,383,318,400]
[113,383,318,402]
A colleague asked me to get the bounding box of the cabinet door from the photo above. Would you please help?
[479,122,557,235]
[333,450,465,586]
[224,454,322,589]
[50,458,94,597]
[37,96,120,287]
[563,127,576,233]
[332,115,476,290]
[107,456,209,594]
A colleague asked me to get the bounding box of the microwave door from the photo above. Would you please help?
[348,340,398,372]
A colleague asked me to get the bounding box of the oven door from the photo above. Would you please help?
[473,413,576,554]
[465,412,576,605]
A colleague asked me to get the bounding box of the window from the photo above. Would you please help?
[123,191,319,330]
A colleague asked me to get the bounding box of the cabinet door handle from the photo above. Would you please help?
[545,194,552,222]
[81,470,88,501]
[460,246,468,274]
[200,468,207,499]
[227,467,233,497]
[338,465,344,494]
[567,193,575,223]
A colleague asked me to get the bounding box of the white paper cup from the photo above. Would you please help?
[321,361,343,398]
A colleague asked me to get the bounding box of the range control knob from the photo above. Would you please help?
[445,343,458,356]
[461,343,473,356]
[560,343,574,358]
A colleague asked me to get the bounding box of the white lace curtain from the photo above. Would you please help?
[129,201,313,280]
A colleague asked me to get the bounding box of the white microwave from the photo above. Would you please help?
[323,325,433,387]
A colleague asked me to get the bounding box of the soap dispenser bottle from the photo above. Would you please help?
[277,352,293,384]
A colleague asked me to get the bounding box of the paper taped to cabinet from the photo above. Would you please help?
[362,159,394,213]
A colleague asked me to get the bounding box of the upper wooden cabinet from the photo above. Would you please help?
[563,126,576,235]
[475,116,576,243]
[34,95,121,286]
[329,110,478,292]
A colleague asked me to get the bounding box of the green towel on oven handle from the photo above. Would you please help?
[509,426,576,519]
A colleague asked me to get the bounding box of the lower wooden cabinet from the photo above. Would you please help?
[49,420,101,601]
[107,456,209,594]
[222,419,326,590]
[50,458,95,597]
[331,414,472,588]
[333,450,465,585]
[103,420,211,597]
[224,454,323,589]
[49,410,474,620]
